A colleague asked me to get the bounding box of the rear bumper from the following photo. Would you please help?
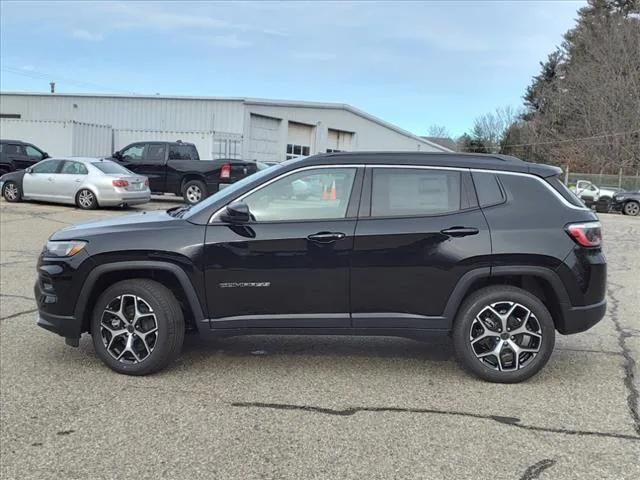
[97,189,151,206]
[557,298,607,334]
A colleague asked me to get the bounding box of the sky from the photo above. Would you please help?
[0,0,585,137]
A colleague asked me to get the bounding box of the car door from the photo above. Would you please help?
[350,165,491,330]
[203,165,364,329]
[22,159,64,200]
[3,143,29,170]
[56,161,89,202]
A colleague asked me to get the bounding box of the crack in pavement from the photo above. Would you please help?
[519,459,556,480]
[231,402,640,441]
[607,281,640,436]
[0,293,35,301]
[0,308,38,321]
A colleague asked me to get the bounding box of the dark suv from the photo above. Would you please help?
[0,139,49,174]
[35,152,606,382]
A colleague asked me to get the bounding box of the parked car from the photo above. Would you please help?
[0,139,49,175]
[35,152,606,382]
[1,157,150,209]
[570,179,623,212]
[110,141,259,204]
[611,190,640,216]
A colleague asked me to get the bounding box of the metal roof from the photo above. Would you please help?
[0,91,451,152]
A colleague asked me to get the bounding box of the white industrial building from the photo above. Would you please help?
[0,92,449,161]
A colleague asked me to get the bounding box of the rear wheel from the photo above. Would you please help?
[76,189,98,209]
[453,285,555,383]
[91,279,184,375]
[182,179,206,205]
[2,181,21,202]
[623,201,639,216]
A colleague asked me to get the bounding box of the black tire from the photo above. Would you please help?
[182,179,207,205]
[2,181,22,202]
[595,197,611,213]
[91,279,185,375]
[453,285,555,383]
[623,200,639,216]
[76,188,98,210]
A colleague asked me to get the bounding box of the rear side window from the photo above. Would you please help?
[60,161,88,175]
[371,168,461,217]
[471,172,505,207]
[546,175,584,207]
[169,144,199,160]
[146,144,166,161]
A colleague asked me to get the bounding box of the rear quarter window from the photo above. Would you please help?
[471,172,505,207]
[546,175,585,207]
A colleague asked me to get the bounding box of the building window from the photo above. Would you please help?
[326,149,342,153]
[213,139,242,160]
[286,143,310,160]
[0,113,21,119]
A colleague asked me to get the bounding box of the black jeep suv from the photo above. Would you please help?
[35,152,606,382]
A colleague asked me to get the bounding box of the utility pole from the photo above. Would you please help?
[49,82,55,94]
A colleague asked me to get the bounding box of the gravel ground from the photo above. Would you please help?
[1,197,639,480]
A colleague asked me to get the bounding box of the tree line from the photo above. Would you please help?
[432,0,640,176]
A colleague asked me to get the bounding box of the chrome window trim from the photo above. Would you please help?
[209,164,364,223]
[209,163,587,223]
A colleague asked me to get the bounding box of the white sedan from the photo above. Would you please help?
[0,157,150,209]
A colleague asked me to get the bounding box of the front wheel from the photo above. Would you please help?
[623,201,639,216]
[2,181,21,202]
[453,285,555,383]
[91,279,185,375]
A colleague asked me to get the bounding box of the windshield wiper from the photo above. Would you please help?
[167,205,191,218]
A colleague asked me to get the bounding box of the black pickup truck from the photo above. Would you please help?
[111,141,259,204]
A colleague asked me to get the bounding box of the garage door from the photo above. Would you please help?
[327,129,353,153]
[249,114,281,163]
[286,121,314,160]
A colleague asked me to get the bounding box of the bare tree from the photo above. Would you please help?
[470,106,520,153]
[426,124,451,138]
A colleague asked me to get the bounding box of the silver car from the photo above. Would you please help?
[0,157,150,209]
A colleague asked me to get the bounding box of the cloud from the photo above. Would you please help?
[71,29,103,42]
[199,34,252,49]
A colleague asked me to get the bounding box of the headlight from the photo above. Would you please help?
[614,195,625,201]
[45,241,87,257]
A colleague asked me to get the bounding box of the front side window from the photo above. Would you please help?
[25,145,44,159]
[243,168,357,222]
[121,144,144,161]
[146,144,166,162]
[60,161,88,175]
[31,160,61,174]
[371,168,461,217]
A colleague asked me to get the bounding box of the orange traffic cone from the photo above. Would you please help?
[322,185,328,200]
[329,180,337,200]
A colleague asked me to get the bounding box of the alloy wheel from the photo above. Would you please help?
[186,185,202,203]
[624,202,639,216]
[4,183,18,200]
[78,190,95,208]
[100,295,158,363]
[469,301,542,371]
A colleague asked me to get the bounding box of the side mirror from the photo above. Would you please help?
[25,167,33,174]
[221,202,251,224]
[113,151,122,160]
[42,152,50,159]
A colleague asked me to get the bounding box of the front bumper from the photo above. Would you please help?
[557,298,607,334]
[34,280,82,340]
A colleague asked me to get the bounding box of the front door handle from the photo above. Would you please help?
[307,232,346,243]
[47,177,54,182]
[440,226,479,237]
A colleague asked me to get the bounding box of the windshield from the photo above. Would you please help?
[182,164,284,219]
[92,161,133,175]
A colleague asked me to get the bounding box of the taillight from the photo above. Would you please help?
[220,163,231,179]
[566,221,602,247]
[112,179,129,187]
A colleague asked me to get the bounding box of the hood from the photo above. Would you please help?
[50,209,183,241]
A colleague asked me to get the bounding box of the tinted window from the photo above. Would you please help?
[243,168,357,221]
[60,161,88,174]
[32,160,61,174]
[25,145,44,159]
[471,172,505,207]
[92,161,132,174]
[546,175,584,207]
[120,144,144,161]
[4,144,25,155]
[169,144,199,160]
[371,168,461,217]
[146,144,166,161]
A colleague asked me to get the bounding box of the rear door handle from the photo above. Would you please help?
[440,226,479,237]
[307,232,346,243]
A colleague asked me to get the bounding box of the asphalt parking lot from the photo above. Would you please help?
[1,197,639,480]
